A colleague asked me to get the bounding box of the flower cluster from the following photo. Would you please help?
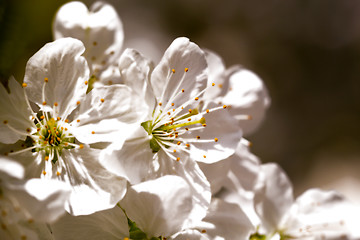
[1,2,359,240]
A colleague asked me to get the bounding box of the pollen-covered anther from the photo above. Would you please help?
[185,67,189,72]
[93,41,97,46]
[196,136,200,139]
[167,112,171,115]
[45,156,49,161]
[201,229,207,233]
[56,171,60,176]
[181,89,185,92]
[173,149,176,153]
[214,138,218,142]
[26,128,31,133]
[44,77,48,82]
[79,144,84,149]
[77,119,80,123]
[206,109,210,113]
[91,131,95,134]
[185,127,189,131]
[195,97,199,101]
[188,109,192,113]
[3,120,8,124]
[85,81,88,85]
[76,101,80,105]
[100,98,105,103]
[223,105,227,109]
[171,102,175,106]
[40,116,45,120]
[176,157,180,161]
[42,101,47,105]
[65,119,69,123]
[188,118,191,121]
[22,83,27,88]
[177,141,181,145]
[57,117,61,121]
[202,124,206,127]
[172,69,175,73]
[159,102,162,106]
[42,170,46,175]
[212,83,215,86]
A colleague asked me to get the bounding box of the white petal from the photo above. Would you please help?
[188,102,242,164]
[24,38,89,119]
[221,69,271,136]
[100,126,155,184]
[120,175,193,238]
[9,179,71,223]
[118,48,156,111]
[61,147,127,215]
[51,207,128,240]
[53,1,124,73]
[71,84,139,145]
[0,77,35,144]
[0,156,24,180]
[151,37,207,108]
[197,198,254,240]
[284,189,360,238]
[254,163,294,233]
[198,158,231,194]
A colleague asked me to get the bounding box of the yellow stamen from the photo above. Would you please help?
[22,83,27,88]
[44,77,48,82]
[214,138,218,142]
[172,69,175,73]
[184,67,189,72]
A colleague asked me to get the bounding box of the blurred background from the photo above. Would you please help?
[1,0,359,202]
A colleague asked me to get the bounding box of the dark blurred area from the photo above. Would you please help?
[1,0,360,198]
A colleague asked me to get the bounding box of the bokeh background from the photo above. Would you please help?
[1,0,359,202]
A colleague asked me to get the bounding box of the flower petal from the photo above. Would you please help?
[151,37,207,108]
[51,207,129,240]
[71,84,139,145]
[61,147,127,215]
[0,77,35,144]
[254,163,294,233]
[120,175,193,238]
[221,69,271,136]
[24,38,89,119]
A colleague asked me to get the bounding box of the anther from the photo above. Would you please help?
[21,235,27,240]
[201,229,207,233]
[57,117,61,121]
[167,112,171,115]
[65,119,69,123]
[42,101,47,105]
[45,156,49,161]
[110,51,115,55]
[76,101,80,105]
[91,56,96,61]
[185,128,189,131]
[44,77,48,82]
[159,102,162,106]
[172,69,175,73]
[22,83,27,88]
[202,124,206,127]
[223,105,227,109]
[212,83,215,86]
[196,136,200,139]
[177,141,181,145]
[40,116,45,120]
[77,119,80,123]
[91,131,95,134]
[214,138,218,142]
[173,149,176,153]
[3,120,8,124]
[79,144,84,149]
[26,128,31,133]
[176,157,180,161]
[93,41,97,46]
[56,171,60,176]
[188,109,192,113]
[100,98,105,103]
[206,109,209,113]
[42,171,46,175]
[186,144,190,147]
[203,155,206,158]
[171,103,175,106]
[181,89,185,92]
[54,102,58,107]
[188,118,191,121]
[195,97,199,101]
[85,81,88,85]
[185,67,189,72]
[218,84,223,88]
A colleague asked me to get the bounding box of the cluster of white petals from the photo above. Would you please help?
[1,1,359,240]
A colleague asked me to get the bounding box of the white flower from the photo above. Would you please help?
[51,176,210,240]
[252,163,360,239]
[53,1,124,78]
[0,156,70,240]
[203,50,271,136]
[0,38,136,215]
[101,37,242,223]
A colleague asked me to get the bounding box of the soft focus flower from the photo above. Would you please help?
[0,156,70,240]
[0,38,136,215]
[203,50,270,136]
[53,1,124,81]
[251,163,360,239]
